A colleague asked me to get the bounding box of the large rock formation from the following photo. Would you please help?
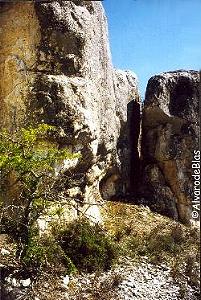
[2,1,198,227]
[140,70,200,224]
[0,1,140,221]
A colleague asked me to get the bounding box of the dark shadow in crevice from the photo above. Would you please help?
[116,100,141,199]
[99,99,141,202]
[127,100,141,196]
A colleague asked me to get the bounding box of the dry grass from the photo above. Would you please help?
[101,201,200,287]
[0,201,200,299]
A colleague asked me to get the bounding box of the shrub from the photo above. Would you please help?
[0,124,79,254]
[22,229,76,275]
[57,218,118,273]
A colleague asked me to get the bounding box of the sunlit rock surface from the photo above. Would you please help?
[140,70,200,224]
[0,1,140,222]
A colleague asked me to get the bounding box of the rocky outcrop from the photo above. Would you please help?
[140,70,200,224]
[0,1,140,221]
[2,2,198,227]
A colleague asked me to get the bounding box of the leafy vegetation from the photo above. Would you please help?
[0,124,199,297]
[22,229,76,275]
[0,124,118,275]
[17,217,118,275]
[0,124,79,259]
[0,124,118,276]
[56,218,118,273]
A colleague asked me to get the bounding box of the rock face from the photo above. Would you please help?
[140,70,200,224]
[1,2,198,226]
[0,1,140,221]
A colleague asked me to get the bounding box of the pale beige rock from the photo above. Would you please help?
[0,2,41,130]
[0,1,140,224]
[140,70,200,224]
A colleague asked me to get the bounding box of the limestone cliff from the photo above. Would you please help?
[0,3,200,299]
[0,1,140,221]
[1,1,198,226]
[140,70,200,224]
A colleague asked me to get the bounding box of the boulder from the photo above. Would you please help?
[140,70,200,224]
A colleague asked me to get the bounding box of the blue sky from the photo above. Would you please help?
[103,0,201,98]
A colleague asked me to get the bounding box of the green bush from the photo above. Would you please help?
[0,123,80,270]
[0,124,79,242]
[22,217,118,275]
[57,218,118,273]
[22,230,76,274]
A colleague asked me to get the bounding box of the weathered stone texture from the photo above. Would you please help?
[0,2,41,130]
[140,70,200,224]
[0,1,140,221]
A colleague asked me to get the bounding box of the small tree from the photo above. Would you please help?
[0,124,78,253]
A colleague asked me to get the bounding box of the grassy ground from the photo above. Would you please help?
[101,201,200,287]
[0,201,200,299]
